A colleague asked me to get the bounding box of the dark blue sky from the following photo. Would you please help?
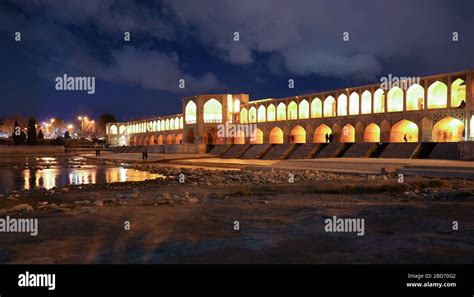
[1,0,473,122]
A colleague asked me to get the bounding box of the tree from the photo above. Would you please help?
[27,117,37,145]
[98,114,118,137]
[37,129,44,140]
[64,131,71,139]
[12,120,25,145]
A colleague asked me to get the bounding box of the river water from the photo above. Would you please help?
[0,156,162,194]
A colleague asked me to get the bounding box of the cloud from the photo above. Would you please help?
[164,0,474,80]
[0,1,224,94]
[99,47,223,94]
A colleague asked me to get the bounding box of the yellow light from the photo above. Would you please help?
[78,117,82,120]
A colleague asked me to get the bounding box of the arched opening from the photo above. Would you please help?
[175,133,183,144]
[165,119,170,130]
[185,101,197,124]
[233,99,241,113]
[298,100,309,119]
[185,129,194,144]
[179,118,183,129]
[324,96,336,117]
[267,104,276,121]
[148,135,155,145]
[427,81,447,109]
[288,101,298,120]
[349,92,359,115]
[240,108,248,124]
[390,119,418,142]
[203,98,222,123]
[361,90,371,114]
[257,105,266,122]
[374,89,385,113]
[205,132,214,144]
[170,118,175,130]
[174,117,179,130]
[432,117,464,142]
[166,134,173,144]
[311,98,322,118]
[387,87,403,112]
[269,127,284,144]
[157,135,163,145]
[451,78,466,108]
[337,94,348,116]
[249,106,257,123]
[406,84,424,111]
[313,124,332,143]
[277,103,286,121]
[364,123,380,142]
[234,129,245,144]
[340,124,355,143]
[119,125,126,134]
[109,125,118,135]
[250,128,264,144]
[290,125,306,143]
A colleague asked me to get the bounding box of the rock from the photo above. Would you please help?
[74,200,91,206]
[115,192,138,199]
[93,200,104,207]
[9,204,33,212]
[188,197,200,204]
[37,201,48,206]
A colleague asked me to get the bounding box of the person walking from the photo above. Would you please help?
[403,134,408,143]
[325,133,329,143]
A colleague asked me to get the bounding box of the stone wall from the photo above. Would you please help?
[0,145,65,155]
[458,142,474,160]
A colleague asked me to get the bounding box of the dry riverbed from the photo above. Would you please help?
[0,166,474,264]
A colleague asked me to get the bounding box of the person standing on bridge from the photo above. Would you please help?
[403,134,408,143]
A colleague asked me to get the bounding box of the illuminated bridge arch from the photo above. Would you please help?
[185,101,197,124]
[257,105,266,122]
[290,125,306,143]
[427,81,447,109]
[277,103,286,121]
[406,84,424,111]
[361,90,371,114]
[337,94,348,116]
[313,124,331,143]
[432,117,464,142]
[451,78,466,108]
[203,98,222,123]
[387,87,403,112]
[288,101,298,120]
[298,99,309,119]
[324,96,336,117]
[250,128,264,144]
[390,119,418,142]
[311,98,322,118]
[364,123,380,142]
[267,104,276,122]
[341,124,355,143]
[269,127,284,144]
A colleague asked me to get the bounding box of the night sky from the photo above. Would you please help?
[1,0,473,122]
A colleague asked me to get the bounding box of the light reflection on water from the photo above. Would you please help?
[0,157,163,194]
